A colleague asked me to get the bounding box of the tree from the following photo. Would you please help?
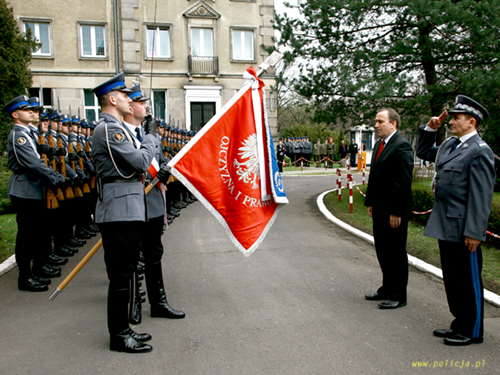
[0,0,37,151]
[274,0,500,148]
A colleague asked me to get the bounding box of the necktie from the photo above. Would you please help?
[135,127,143,142]
[375,140,385,162]
[450,138,460,153]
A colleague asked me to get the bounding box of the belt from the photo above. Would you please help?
[100,176,143,185]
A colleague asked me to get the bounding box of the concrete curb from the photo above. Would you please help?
[317,189,500,308]
[0,254,16,277]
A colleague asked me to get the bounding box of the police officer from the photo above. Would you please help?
[4,95,65,291]
[277,138,286,172]
[417,96,495,346]
[349,139,359,167]
[124,85,185,321]
[91,73,157,353]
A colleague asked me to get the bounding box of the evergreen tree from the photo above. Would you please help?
[0,0,37,151]
[275,0,500,147]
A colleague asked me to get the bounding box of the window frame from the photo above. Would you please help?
[230,27,256,63]
[77,21,108,60]
[83,89,101,122]
[21,18,53,59]
[151,90,168,121]
[144,22,173,61]
[189,26,215,57]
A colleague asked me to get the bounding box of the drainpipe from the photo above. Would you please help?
[113,0,119,73]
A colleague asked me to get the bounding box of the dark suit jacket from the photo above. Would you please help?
[364,132,414,218]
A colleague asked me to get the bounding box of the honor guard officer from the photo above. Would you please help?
[124,85,185,322]
[91,73,157,353]
[4,95,65,292]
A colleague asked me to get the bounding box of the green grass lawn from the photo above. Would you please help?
[324,183,500,295]
[0,214,17,263]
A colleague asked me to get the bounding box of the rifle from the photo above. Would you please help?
[83,121,96,189]
[56,98,75,200]
[67,104,84,198]
[37,83,59,209]
[47,109,65,201]
[76,112,91,194]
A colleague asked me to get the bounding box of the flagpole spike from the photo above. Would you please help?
[257,51,283,77]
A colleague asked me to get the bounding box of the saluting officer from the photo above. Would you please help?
[91,73,157,353]
[4,95,65,292]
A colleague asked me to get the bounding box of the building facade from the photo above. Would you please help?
[10,0,277,133]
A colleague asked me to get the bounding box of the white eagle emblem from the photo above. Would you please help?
[233,134,260,189]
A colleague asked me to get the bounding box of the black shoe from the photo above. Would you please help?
[75,231,91,240]
[139,289,146,297]
[378,300,406,309]
[54,246,74,257]
[151,303,186,319]
[48,253,68,265]
[110,329,153,353]
[33,275,51,285]
[137,262,145,274]
[34,264,61,278]
[365,292,387,301]
[444,333,483,346]
[18,277,49,292]
[82,228,97,237]
[69,238,86,247]
[433,329,455,338]
[89,224,100,232]
[130,329,152,343]
[138,274,144,281]
[63,245,78,254]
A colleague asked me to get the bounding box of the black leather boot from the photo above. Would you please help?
[145,261,185,319]
[108,286,152,353]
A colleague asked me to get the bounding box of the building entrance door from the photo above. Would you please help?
[190,102,215,131]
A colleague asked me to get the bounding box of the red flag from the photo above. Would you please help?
[168,67,287,256]
[148,157,159,179]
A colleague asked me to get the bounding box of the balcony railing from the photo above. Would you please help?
[188,55,219,75]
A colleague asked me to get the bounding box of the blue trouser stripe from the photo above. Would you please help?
[470,251,482,339]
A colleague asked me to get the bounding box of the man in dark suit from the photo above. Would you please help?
[416,95,495,346]
[364,108,414,309]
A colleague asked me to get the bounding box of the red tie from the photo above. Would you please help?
[375,140,385,162]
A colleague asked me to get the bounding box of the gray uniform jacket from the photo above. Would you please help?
[126,123,168,220]
[92,113,156,223]
[304,141,313,154]
[7,124,61,200]
[146,138,169,220]
[416,127,495,242]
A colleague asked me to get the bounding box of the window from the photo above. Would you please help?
[147,27,171,58]
[232,29,254,61]
[84,89,100,121]
[152,90,167,120]
[24,21,51,56]
[28,87,53,107]
[79,24,106,58]
[191,28,213,57]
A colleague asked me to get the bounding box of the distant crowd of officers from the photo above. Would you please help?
[5,74,196,353]
[277,136,352,171]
